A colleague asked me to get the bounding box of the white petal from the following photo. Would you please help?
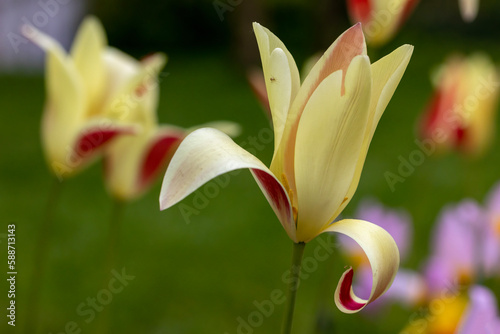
[102,49,166,126]
[105,125,185,200]
[459,0,479,22]
[253,22,300,155]
[70,16,107,111]
[159,128,296,241]
[186,121,242,138]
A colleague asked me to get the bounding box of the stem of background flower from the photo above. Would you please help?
[24,177,64,334]
[97,198,125,333]
[106,198,125,271]
[282,242,306,334]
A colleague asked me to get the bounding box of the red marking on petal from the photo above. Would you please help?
[251,169,295,235]
[252,169,288,211]
[347,0,372,24]
[138,134,183,191]
[339,268,366,311]
[250,169,297,240]
[76,129,131,159]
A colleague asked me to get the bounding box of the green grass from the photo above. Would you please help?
[1,27,500,334]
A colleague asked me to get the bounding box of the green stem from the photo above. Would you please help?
[105,199,125,270]
[24,177,64,334]
[282,242,306,334]
[97,198,125,333]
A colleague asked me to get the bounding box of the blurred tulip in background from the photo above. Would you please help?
[346,0,419,46]
[419,54,499,158]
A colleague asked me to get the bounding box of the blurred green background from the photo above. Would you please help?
[1,0,500,333]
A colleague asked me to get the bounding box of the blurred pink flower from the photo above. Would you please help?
[340,199,413,261]
[424,199,500,296]
[459,285,500,334]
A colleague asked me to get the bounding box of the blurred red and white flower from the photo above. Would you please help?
[103,52,240,200]
[22,17,149,179]
[419,54,499,157]
[160,22,413,313]
[346,0,419,46]
[424,199,499,297]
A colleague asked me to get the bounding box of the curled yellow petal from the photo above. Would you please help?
[321,219,400,313]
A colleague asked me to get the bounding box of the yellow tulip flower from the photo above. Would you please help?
[23,16,156,179]
[160,23,413,313]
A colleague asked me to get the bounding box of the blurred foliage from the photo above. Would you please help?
[2,0,500,333]
[88,0,500,57]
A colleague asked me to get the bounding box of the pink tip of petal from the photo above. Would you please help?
[139,135,183,190]
[339,268,366,312]
[319,23,365,96]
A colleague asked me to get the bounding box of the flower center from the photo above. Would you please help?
[456,267,473,287]
[427,295,468,334]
